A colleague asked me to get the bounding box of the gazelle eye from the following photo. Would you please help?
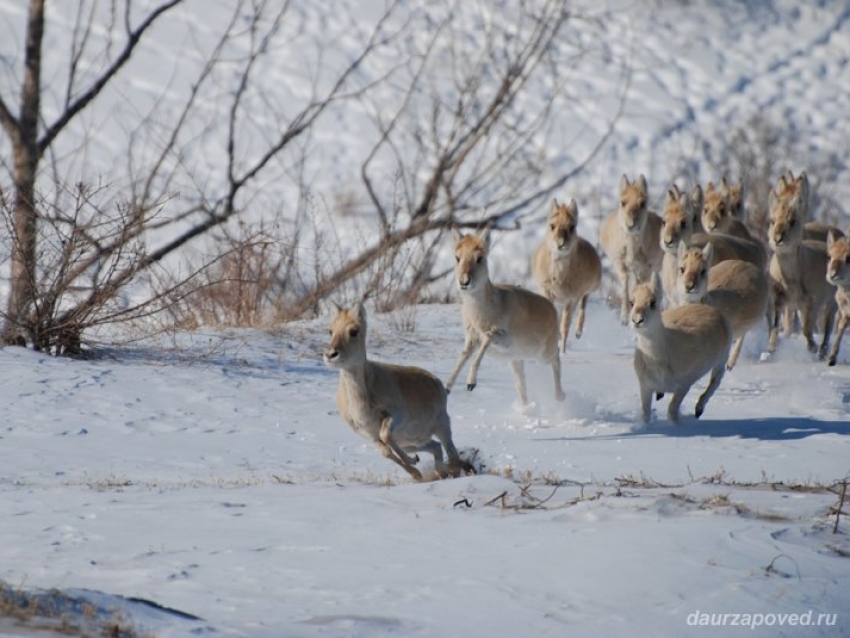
[455,255,460,263]
[680,267,685,274]
[476,256,482,264]
[349,328,359,338]
[649,300,657,309]
[620,199,626,207]
[549,224,556,231]
[789,219,796,228]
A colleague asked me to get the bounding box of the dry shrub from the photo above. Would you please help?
[189,239,281,327]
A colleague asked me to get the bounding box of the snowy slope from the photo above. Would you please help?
[1,0,850,636]
[1,300,849,637]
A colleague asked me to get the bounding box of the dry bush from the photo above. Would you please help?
[180,229,283,328]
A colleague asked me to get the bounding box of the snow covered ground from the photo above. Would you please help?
[2,0,850,636]
[1,300,849,637]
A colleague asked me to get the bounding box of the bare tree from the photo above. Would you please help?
[0,0,183,349]
[0,0,398,351]
[0,0,626,349]
[279,0,625,317]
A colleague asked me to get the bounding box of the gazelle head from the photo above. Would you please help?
[452,228,491,293]
[701,182,732,234]
[547,198,579,254]
[720,176,744,219]
[617,174,650,234]
[676,242,713,303]
[324,302,367,369]
[768,172,809,252]
[826,231,850,287]
[660,184,693,253]
[629,272,662,331]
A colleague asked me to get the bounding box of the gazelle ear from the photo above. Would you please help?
[552,198,561,211]
[568,198,578,216]
[690,184,703,214]
[702,241,714,266]
[677,239,688,262]
[353,302,367,324]
[798,171,810,204]
[650,271,661,295]
[666,186,678,205]
[451,227,464,244]
[827,230,837,251]
[478,227,491,250]
[330,300,343,317]
[637,174,648,195]
[619,174,630,193]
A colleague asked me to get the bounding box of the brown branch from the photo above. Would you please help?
[37,0,184,156]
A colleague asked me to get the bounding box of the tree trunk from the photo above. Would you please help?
[4,0,43,343]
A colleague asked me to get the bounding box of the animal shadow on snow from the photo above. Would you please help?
[631,416,848,441]
[540,416,850,443]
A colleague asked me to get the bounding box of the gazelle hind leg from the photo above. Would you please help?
[435,413,474,476]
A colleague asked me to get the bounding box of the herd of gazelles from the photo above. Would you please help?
[323,170,850,481]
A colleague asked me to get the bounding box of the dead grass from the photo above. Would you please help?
[0,582,148,638]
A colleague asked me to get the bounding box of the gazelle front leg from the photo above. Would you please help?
[617,257,630,324]
[465,333,493,391]
[559,302,574,353]
[509,359,529,406]
[446,330,477,393]
[828,313,848,366]
[379,417,423,480]
[638,379,653,424]
[575,295,589,339]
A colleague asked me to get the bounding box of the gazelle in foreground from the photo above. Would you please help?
[600,174,664,323]
[531,198,602,352]
[447,228,565,407]
[767,171,836,358]
[676,243,768,370]
[825,231,850,366]
[324,303,473,481]
[630,273,732,423]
